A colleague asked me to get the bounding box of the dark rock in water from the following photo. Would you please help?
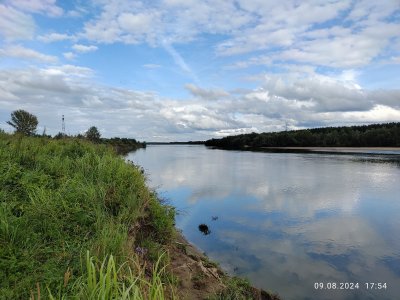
[198,223,211,235]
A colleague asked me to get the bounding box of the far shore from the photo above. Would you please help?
[259,146,400,153]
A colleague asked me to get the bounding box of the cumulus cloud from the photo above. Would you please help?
[0,64,241,139]
[46,65,94,78]
[117,12,157,36]
[72,44,98,53]
[159,101,243,132]
[38,33,75,43]
[275,30,396,68]
[0,4,35,40]
[6,0,63,17]
[1,64,399,140]
[215,1,351,56]
[0,66,158,137]
[81,0,251,45]
[63,52,76,60]
[185,84,229,100]
[1,0,399,140]
[261,74,371,112]
[76,0,400,71]
[0,45,58,63]
[368,90,400,109]
[0,65,228,139]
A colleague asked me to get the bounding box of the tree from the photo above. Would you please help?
[54,132,67,139]
[7,109,38,136]
[85,126,101,142]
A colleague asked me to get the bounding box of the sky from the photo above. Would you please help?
[0,0,399,141]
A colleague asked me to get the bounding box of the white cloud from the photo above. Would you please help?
[341,105,400,123]
[214,127,257,137]
[72,44,98,53]
[6,0,63,17]
[0,4,35,40]
[0,45,58,63]
[66,5,89,18]
[81,0,251,45]
[1,64,399,140]
[0,0,399,141]
[230,20,400,68]
[38,33,75,43]
[260,73,371,112]
[159,101,242,132]
[338,69,360,84]
[143,64,162,69]
[185,84,229,100]
[45,65,94,78]
[276,32,393,68]
[346,0,399,23]
[367,90,400,109]
[118,12,157,35]
[77,0,399,71]
[63,52,76,60]
[216,0,352,56]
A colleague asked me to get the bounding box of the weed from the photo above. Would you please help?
[208,276,255,300]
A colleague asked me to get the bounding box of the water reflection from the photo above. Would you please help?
[128,145,400,300]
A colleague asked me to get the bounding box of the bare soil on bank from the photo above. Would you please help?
[168,231,280,300]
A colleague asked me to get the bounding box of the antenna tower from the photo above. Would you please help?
[62,115,65,134]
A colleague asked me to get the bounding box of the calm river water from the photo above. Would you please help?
[127,145,400,300]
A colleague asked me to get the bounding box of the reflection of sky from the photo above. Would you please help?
[128,146,400,300]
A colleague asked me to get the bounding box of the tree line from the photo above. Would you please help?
[205,123,400,149]
[3,109,145,153]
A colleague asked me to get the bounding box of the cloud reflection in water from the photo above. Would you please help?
[129,145,400,300]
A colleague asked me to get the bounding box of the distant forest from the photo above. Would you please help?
[205,123,400,149]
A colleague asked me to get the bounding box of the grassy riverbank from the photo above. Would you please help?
[0,132,278,299]
[0,132,175,299]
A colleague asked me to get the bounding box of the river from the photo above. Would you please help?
[127,145,400,300]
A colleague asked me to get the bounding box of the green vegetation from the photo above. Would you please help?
[7,109,38,136]
[209,277,279,300]
[205,122,400,149]
[0,132,174,299]
[209,277,254,300]
[102,137,146,155]
[1,108,278,299]
[5,109,145,154]
[85,126,101,143]
[53,133,146,155]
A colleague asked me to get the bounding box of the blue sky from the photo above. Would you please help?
[0,0,399,141]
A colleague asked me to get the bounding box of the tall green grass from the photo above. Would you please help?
[0,132,175,299]
[46,251,173,300]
